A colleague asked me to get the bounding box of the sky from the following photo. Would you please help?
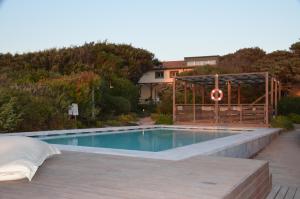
[0,0,300,60]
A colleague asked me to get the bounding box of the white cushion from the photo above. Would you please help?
[0,136,60,181]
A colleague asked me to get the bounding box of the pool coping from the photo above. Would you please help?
[2,125,281,160]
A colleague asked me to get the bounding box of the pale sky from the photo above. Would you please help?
[0,0,299,60]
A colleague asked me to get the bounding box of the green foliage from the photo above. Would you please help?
[271,115,294,130]
[0,39,159,132]
[288,113,300,124]
[290,42,300,55]
[117,114,137,124]
[101,114,138,127]
[157,88,173,114]
[151,114,173,125]
[219,47,266,73]
[278,97,300,115]
[180,65,230,76]
[137,103,157,117]
[109,76,139,111]
[0,42,159,83]
[0,97,23,132]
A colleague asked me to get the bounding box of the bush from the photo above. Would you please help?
[137,103,157,117]
[271,115,294,130]
[104,120,122,126]
[288,113,300,124]
[108,96,131,114]
[117,114,137,124]
[151,114,173,125]
[278,97,300,115]
[0,97,23,132]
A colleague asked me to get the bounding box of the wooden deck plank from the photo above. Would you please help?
[275,186,288,199]
[294,188,300,199]
[285,187,297,199]
[267,185,281,199]
[255,130,300,188]
[0,151,270,199]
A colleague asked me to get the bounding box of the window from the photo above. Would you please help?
[155,71,164,79]
[170,70,179,78]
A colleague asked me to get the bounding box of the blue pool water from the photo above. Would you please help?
[41,129,237,152]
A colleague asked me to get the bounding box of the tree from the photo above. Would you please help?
[218,47,266,72]
[290,41,300,56]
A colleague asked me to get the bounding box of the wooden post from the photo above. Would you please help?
[184,81,187,104]
[237,84,241,105]
[278,81,281,101]
[201,85,205,104]
[215,74,219,124]
[227,81,231,108]
[265,73,269,126]
[237,83,242,123]
[173,78,176,122]
[227,81,231,123]
[193,84,196,122]
[271,77,274,109]
[275,80,278,116]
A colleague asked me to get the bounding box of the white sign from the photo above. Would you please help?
[68,103,79,116]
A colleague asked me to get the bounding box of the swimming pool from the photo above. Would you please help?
[9,125,279,160]
[41,128,237,152]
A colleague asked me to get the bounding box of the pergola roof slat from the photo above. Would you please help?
[175,72,270,85]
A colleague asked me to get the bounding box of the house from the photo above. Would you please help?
[138,55,219,104]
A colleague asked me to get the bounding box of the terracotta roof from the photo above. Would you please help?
[161,60,186,69]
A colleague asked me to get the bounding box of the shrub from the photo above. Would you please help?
[288,113,300,124]
[104,120,122,126]
[0,97,23,132]
[137,103,157,117]
[117,114,137,124]
[151,114,173,125]
[278,97,300,115]
[107,96,131,115]
[271,115,294,130]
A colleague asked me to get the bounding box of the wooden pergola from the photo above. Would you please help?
[172,72,281,126]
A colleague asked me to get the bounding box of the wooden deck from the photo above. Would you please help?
[267,185,300,199]
[256,129,300,199]
[256,130,300,187]
[0,152,270,199]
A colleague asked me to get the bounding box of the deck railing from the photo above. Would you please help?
[175,104,270,125]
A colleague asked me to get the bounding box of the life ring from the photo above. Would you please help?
[211,88,223,101]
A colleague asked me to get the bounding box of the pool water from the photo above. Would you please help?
[41,129,237,152]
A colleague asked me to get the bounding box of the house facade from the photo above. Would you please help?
[138,55,219,104]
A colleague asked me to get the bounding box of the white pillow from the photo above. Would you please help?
[0,136,60,181]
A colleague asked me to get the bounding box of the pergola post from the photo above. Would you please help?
[201,85,205,104]
[173,78,176,122]
[184,81,187,104]
[271,77,274,110]
[193,84,196,122]
[275,80,278,116]
[265,73,269,126]
[215,74,219,124]
[227,81,232,123]
[237,84,241,105]
[227,81,231,108]
[278,81,281,101]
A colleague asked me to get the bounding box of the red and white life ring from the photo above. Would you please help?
[211,88,223,102]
